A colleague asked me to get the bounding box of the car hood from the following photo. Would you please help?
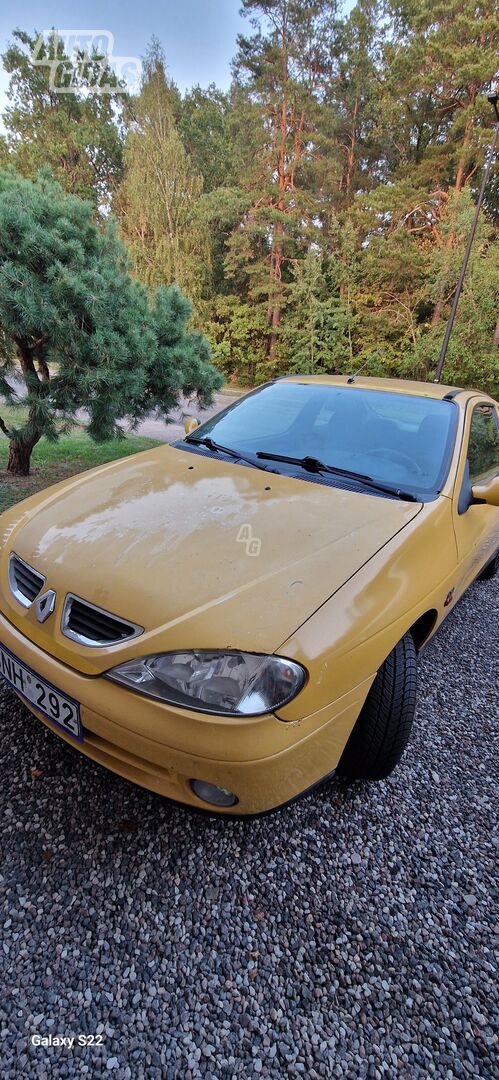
[0,445,421,674]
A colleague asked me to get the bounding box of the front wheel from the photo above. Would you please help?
[478,552,498,581]
[338,632,417,781]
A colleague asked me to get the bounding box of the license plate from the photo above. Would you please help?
[0,642,82,742]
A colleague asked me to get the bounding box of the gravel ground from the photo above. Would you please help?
[0,576,497,1079]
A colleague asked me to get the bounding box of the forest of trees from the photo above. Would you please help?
[1,1,498,394]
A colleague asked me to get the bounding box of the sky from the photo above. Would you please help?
[0,0,249,121]
[0,1,355,131]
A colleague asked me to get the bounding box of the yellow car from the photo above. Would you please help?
[0,376,498,815]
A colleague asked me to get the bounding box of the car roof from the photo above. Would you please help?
[278,374,490,403]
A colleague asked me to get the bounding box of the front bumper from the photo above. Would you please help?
[0,612,374,814]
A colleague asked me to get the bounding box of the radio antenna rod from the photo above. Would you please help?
[347,356,375,383]
[434,94,499,383]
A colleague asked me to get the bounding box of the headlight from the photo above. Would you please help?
[106,650,306,716]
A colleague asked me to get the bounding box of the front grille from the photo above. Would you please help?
[8,554,45,607]
[62,594,143,648]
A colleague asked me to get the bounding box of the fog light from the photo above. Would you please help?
[191,780,238,807]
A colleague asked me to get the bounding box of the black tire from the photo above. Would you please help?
[338,632,417,781]
[478,553,498,581]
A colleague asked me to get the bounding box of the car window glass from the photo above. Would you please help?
[188,383,457,496]
[217,384,315,440]
[467,404,499,482]
[365,395,436,428]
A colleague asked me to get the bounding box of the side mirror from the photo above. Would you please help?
[472,475,499,507]
[184,416,200,436]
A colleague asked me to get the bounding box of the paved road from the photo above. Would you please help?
[7,375,243,444]
[125,389,243,443]
[0,574,497,1077]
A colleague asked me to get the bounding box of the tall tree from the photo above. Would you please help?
[0,170,221,475]
[2,8,497,396]
[230,0,334,364]
[1,29,124,208]
[383,0,499,325]
[320,0,382,213]
[115,43,211,305]
[180,85,235,192]
[280,249,352,373]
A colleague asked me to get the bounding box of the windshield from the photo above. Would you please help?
[185,382,457,498]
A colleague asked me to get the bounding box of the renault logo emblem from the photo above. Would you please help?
[35,589,57,623]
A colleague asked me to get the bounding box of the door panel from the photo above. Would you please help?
[452,401,499,595]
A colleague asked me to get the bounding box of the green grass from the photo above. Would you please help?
[0,407,161,513]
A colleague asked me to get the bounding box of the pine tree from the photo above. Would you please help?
[319,0,382,213]
[382,0,499,326]
[0,170,222,475]
[205,295,268,386]
[2,9,497,397]
[230,0,333,364]
[406,189,499,392]
[280,249,352,373]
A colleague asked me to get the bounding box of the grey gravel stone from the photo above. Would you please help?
[0,576,497,1079]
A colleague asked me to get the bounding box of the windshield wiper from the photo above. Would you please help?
[186,436,274,473]
[255,452,419,502]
